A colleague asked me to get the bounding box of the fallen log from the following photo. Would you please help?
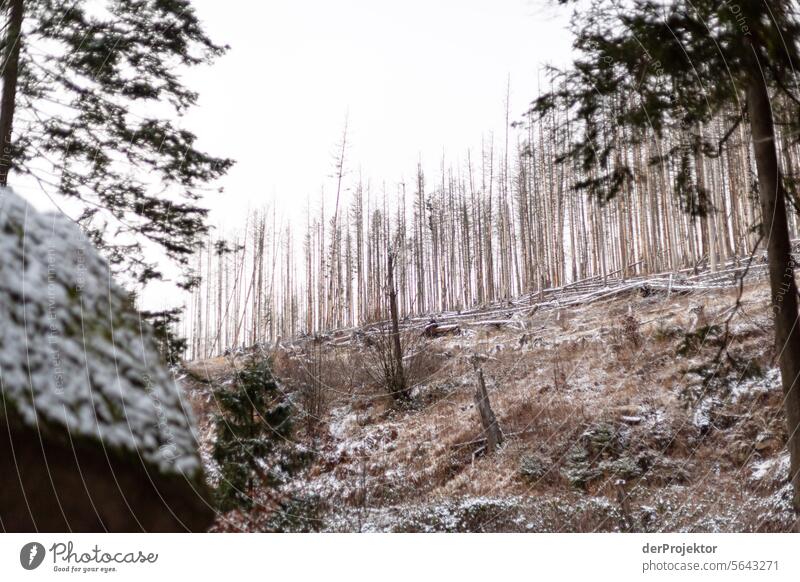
[422,322,462,338]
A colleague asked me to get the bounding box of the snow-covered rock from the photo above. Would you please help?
[0,188,212,531]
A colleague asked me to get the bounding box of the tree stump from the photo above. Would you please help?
[474,368,503,453]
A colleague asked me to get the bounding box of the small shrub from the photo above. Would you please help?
[519,452,551,482]
[141,307,187,366]
[562,444,602,489]
[362,324,424,403]
[620,314,642,348]
[551,345,569,390]
[297,342,331,438]
[212,357,305,511]
[561,422,631,490]
[610,314,642,361]
[264,494,326,532]
[653,321,682,342]
[676,324,722,357]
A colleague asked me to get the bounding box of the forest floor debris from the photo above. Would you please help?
[185,270,796,532]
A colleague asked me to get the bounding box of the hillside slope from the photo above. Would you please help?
[183,273,796,532]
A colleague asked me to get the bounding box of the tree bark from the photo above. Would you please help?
[387,252,407,401]
[746,41,800,524]
[0,0,24,187]
[474,367,503,453]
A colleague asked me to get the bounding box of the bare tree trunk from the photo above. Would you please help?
[746,43,800,524]
[0,0,24,186]
[474,367,503,453]
[387,252,407,401]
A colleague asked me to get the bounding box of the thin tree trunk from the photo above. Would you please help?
[746,43,800,525]
[474,367,503,453]
[0,0,24,187]
[387,252,407,401]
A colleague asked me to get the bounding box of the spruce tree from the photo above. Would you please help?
[212,357,293,511]
[535,0,800,522]
[0,0,233,285]
[140,306,186,366]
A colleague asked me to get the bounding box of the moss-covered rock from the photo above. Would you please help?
[0,188,212,531]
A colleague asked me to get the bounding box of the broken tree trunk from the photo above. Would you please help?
[387,252,408,401]
[474,367,503,453]
[422,322,461,338]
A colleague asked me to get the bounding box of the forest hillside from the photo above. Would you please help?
[183,260,795,532]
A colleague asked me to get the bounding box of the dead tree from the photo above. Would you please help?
[386,251,407,402]
[180,90,799,363]
[473,366,503,453]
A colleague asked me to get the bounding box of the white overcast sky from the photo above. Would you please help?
[17,1,575,308]
[183,0,574,231]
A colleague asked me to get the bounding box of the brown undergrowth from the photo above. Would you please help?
[184,279,795,532]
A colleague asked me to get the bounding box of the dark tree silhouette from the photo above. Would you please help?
[534,0,800,523]
[0,0,233,284]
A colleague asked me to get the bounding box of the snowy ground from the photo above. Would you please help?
[184,275,796,532]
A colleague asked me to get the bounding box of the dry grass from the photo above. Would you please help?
[185,278,795,532]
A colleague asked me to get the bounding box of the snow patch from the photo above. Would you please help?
[730,367,781,402]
